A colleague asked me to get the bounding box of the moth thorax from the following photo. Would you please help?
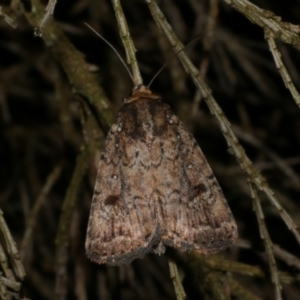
[124,85,161,104]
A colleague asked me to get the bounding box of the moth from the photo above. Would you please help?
[85,85,238,266]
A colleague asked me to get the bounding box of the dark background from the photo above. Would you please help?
[1,0,300,299]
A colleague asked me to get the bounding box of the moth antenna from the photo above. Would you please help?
[147,37,203,88]
[84,23,134,84]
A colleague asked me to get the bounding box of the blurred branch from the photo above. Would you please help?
[235,239,300,273]
[21,162,63,260]
[227,277,261,300]
[55,147,90,299]
[273,244,300,271]
[17,0,115,130]
[0,6,18,28]
[232,125,300,191]
[205,271,230,300]
[190,252,297,295]
[192,0,219,119]
[194,254,264,278]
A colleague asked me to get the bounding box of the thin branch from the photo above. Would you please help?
[1,276,21,292]
[265,29,300,108]
[168,259,186,300]
[110,0,143,86]
[0,243,15,281]
[222,0,300,51]
[0,210,25,281]
[250,182,282,300]
[34,0,57,37]
[0,275,8,300]
[145,0,300,248]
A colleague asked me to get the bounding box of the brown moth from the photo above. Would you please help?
[85,85,238,266]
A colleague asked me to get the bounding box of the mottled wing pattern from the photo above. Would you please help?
[86,87,237,265]
[158,110,238,253]
[85,114,161,265]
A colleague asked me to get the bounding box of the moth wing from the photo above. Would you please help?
[157,114,238,253]
[85,124,161,266]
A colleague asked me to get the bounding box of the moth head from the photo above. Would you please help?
[123,85,160,104]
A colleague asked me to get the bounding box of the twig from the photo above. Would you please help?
[145,0,300,249]
[265,29,300,108]
[21,162,63,260]
[110,0,143,86]
[222,0,300,51]
[1,276,21,292]
[168,259,186,300]
[34,0,57,37]
[0,210,25,281]
[0,243,15,281]
[0,274,9,300]
[249,182,282,300]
